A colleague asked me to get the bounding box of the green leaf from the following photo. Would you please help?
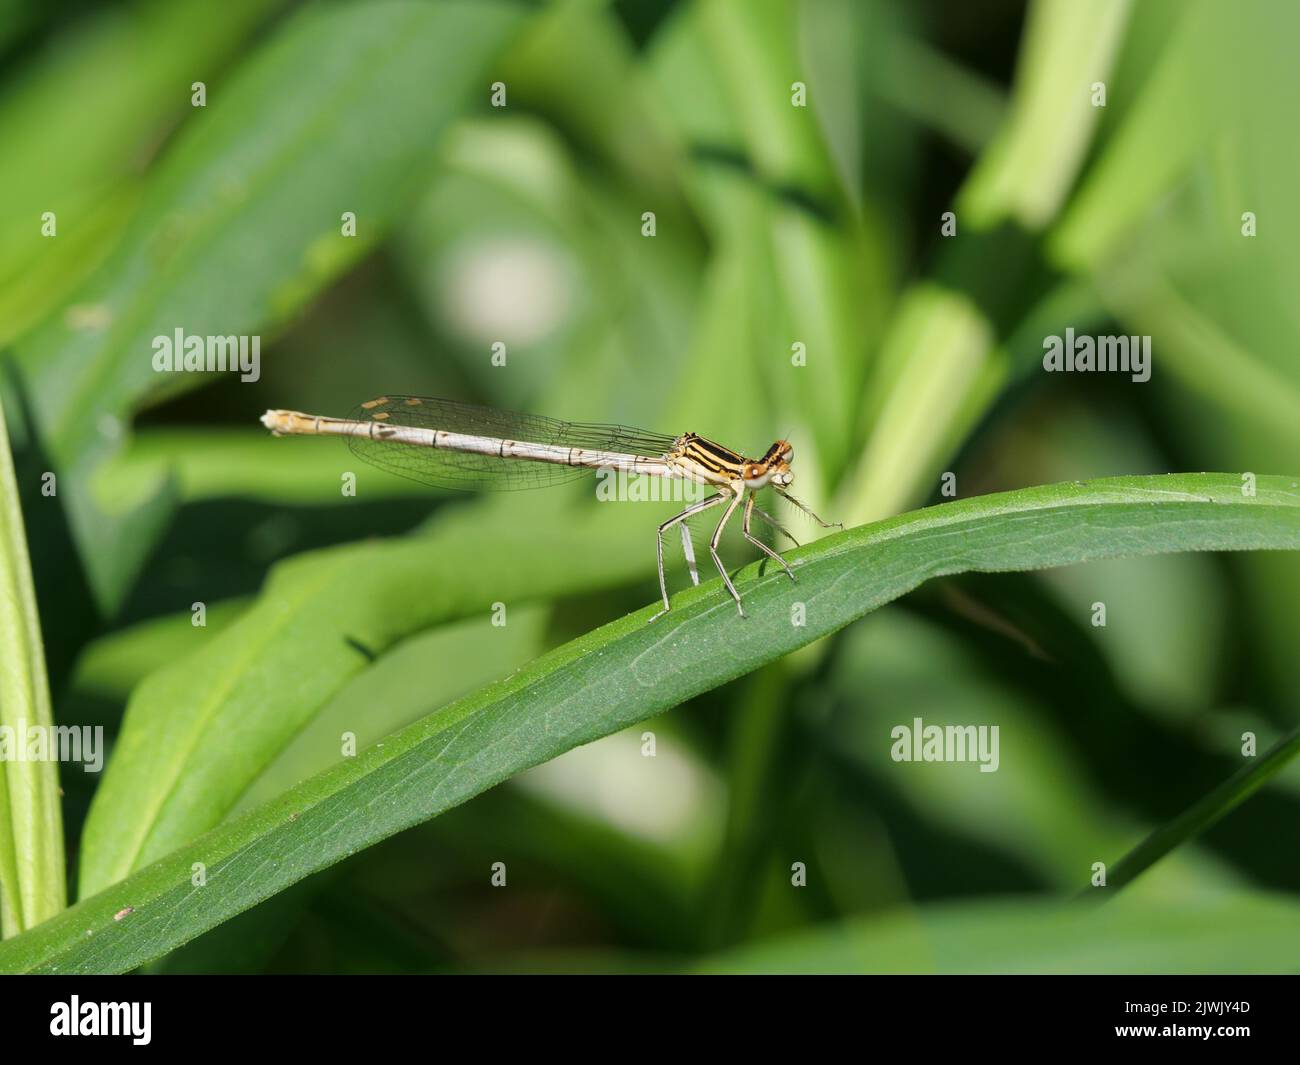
[12,0,525,612]
[871,34,1006,155]
[0,400,65,935]
[77,492,655,898]
[696,892,1300,973]
[958,0,1131,230]
[839,1,1133,526]
[698,0,837,196]
[0,0,282,346]
[1112,279,1300,455]
[822,609,1234,894]
[692,0,884,480]
[100,427,429,505]
[499,0,684,197]
[4,472,1298,972]
[839,284,1006,525]
[71,598,251,702]
[230,608,550,815]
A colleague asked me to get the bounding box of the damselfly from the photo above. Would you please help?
[260,397,839,619]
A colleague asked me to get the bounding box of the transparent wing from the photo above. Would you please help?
[345,395,679,492]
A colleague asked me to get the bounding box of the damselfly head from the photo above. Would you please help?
[755,439,794,487]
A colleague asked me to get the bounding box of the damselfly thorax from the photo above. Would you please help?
[261,397,839,619]
[664,434,796,491]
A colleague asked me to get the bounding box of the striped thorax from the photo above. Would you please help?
[666,433,796,490]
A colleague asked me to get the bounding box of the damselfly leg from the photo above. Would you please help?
[709,489,747,618]
[652,487,833,620]
[775,488,842,530]
[679,524,701,586]
[743,494,797,583]
[749,501,800,547]
[652,492,728,621]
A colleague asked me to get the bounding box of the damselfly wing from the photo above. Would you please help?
[343,396,680,492]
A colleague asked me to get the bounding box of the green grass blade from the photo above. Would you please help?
[0,400,65,935]
[1100,726,1300,894]
[1,474,1295,970]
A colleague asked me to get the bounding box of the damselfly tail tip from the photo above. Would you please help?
[261,409,289,435]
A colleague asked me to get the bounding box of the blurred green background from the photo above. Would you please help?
[2,0,1299,972]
